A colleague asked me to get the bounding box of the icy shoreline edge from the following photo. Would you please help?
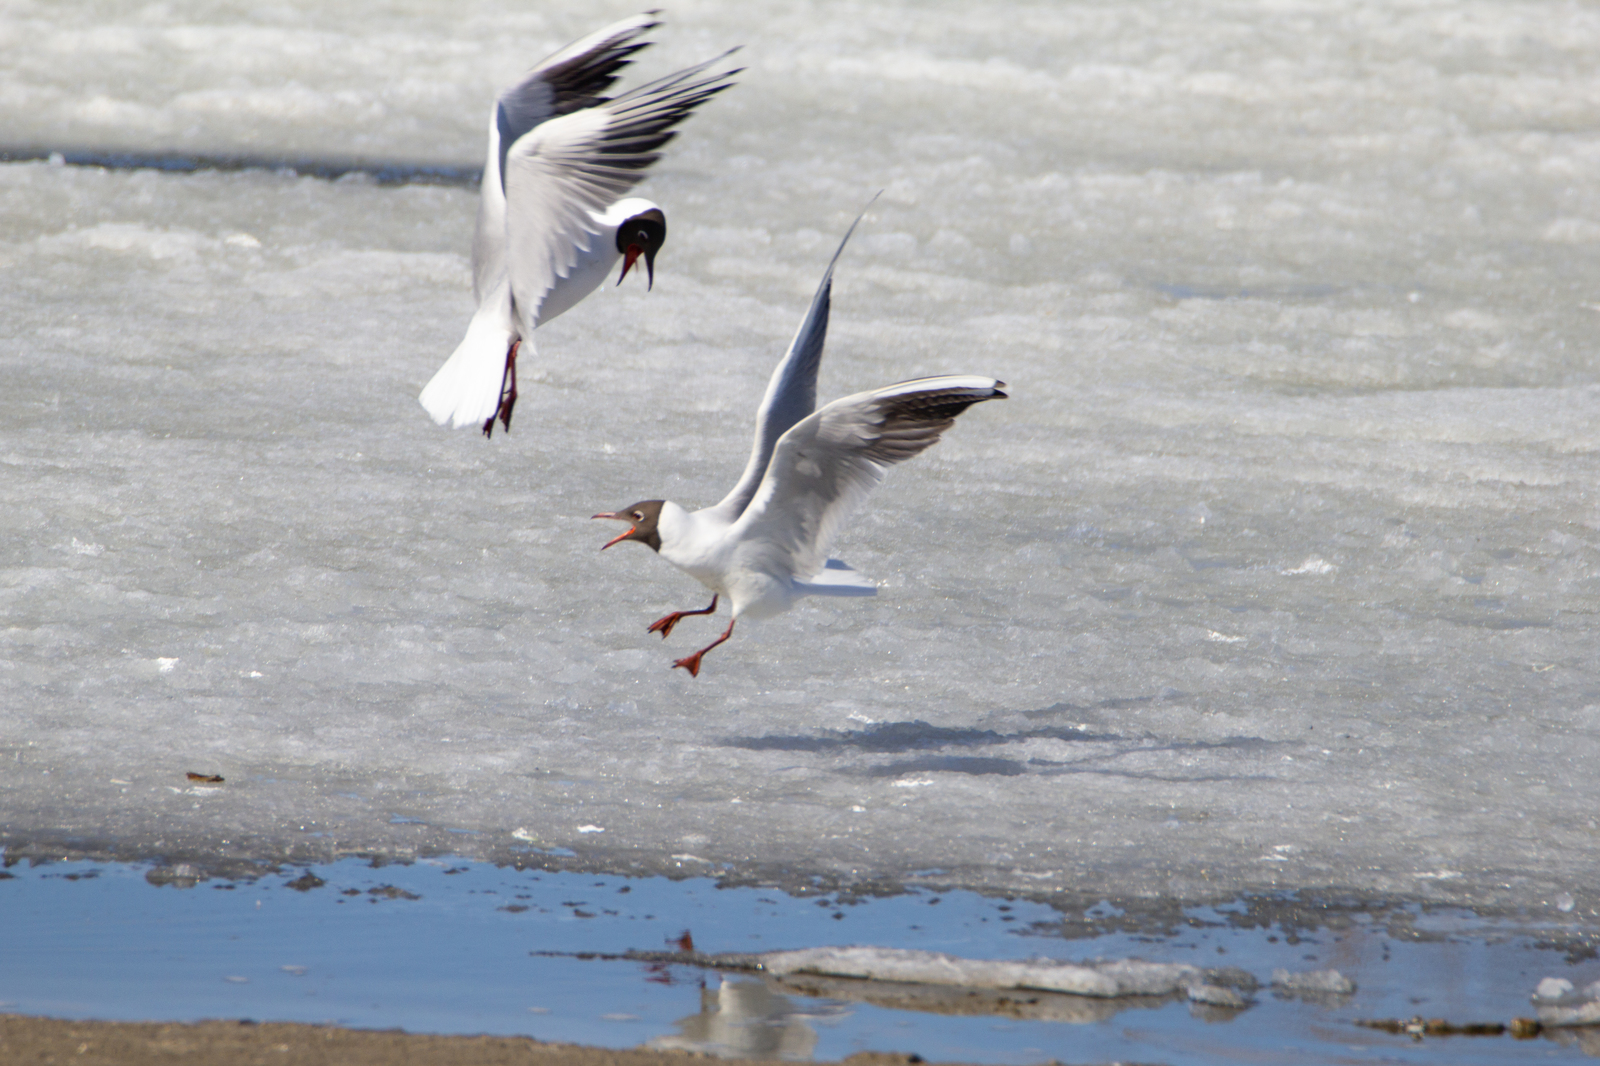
[3,832,1592,921]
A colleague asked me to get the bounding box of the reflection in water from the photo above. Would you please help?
[650,976,841,1059]
[1548,1026,1600,1058]
[771,972,1179,1025]
[647,968,1251,1061]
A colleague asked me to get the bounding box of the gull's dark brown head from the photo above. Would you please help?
[592,500,665,552]
[616,208,666,290]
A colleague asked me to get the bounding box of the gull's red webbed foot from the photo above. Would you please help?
[647,595,718,640]
[672,619,736,677]
[483,339,521,437]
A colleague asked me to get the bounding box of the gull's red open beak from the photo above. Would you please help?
[617,245,644,287]
[592,512,634,550]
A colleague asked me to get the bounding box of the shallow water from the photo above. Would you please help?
[5,856,1600,1064]
[2,4,1599,1056]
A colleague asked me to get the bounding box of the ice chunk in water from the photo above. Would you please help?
[762,947,1232,1000]
[1533,976,1577,1004]
[1272,969,1356,996]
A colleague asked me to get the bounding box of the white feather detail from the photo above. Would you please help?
[419,294,518,429]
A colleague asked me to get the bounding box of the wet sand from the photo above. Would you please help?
[0,1014,943,1066]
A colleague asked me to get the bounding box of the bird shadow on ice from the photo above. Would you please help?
[716,719,1118,754]
[716,709,1286,781]
[715,720,1101,778]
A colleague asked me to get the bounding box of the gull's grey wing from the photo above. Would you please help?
[474,13,661,302]
[707,198,879,524]
[496,12,662,196]
[730,376,1007,582]
[501,50,739,328]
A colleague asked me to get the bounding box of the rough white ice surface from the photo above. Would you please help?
[763,947,1206,999]
[3,1,1600,909]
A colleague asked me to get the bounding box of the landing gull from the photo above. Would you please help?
[594,207,1006,675]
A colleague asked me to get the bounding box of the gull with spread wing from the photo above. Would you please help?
[594,211,1006,675]
[420,13,738,437]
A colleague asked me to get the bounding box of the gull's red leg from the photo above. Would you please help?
[673,618,736,678]
[500,339,520,433]
[483,339,521,438]
[647,595,718,640]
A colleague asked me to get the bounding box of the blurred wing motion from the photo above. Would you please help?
[501,49,739,331]
[475,12,661,301]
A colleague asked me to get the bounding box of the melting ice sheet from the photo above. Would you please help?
[1,0,1599,912]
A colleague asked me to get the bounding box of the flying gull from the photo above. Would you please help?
[420,13,739,436]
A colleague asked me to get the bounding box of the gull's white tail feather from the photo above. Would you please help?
[419,307,517,429]
[793,559,878,598]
